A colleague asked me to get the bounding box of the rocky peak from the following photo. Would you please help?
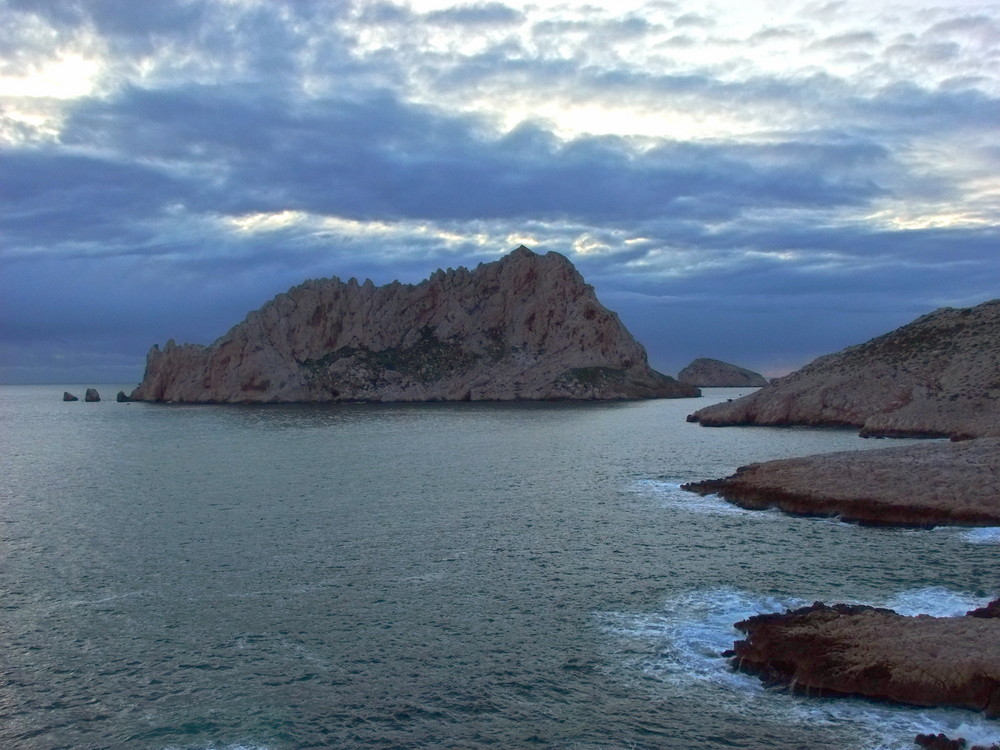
[131,246,699,403]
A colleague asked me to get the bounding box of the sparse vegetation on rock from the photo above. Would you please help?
[130,246,698,403]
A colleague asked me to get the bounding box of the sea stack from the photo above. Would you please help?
[677,358,768,387]
[131,246,699,403]
[688,299,1000,439]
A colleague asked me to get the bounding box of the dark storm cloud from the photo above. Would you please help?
[0,149,188,249]
[25,82,888,239]
[1,0,998,384]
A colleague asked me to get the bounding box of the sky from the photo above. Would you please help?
[1,0,998,385]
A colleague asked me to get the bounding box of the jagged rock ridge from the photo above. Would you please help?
[131,246,698,403]
[688,299,1000,439]
[677,358,768,387]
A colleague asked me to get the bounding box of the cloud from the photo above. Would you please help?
[425,2,523,26]
[0,0,998,384]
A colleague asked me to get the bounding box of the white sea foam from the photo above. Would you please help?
[629,479,770,518]
[601,586,1000,749]
[600,587,805,691]
[962,526,1000,545]
[878,586,990,617]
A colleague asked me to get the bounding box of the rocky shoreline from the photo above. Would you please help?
[729,600,1000,746]
[683,437,1000,527]
[688,299,1000,440]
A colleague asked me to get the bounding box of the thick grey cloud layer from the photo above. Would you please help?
[1,0,998,384]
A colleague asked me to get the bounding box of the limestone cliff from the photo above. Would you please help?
[688,299,1000,439]
[131,246,698,403]
[677,358,768,387]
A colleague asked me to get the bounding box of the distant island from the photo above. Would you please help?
[130,246,699,403]
[688,299,1000,440]
[677,357,768,387]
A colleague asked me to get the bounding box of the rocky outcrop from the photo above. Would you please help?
[130,246,698,403]
[682,438,1000,527]
[63,391,78,401]
[915,734,999,750]
[85,388,100,402]
[729,601,1000,718]
[116,391,132,402]
[688,299,1000,439]
[677,358,768,387]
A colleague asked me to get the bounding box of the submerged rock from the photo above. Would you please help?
[688,299,1000,439]
[682,438,1000,527]
[85,388,100,402]
[677,358,768,387]
[130,246,699,403]
[63,391,78,401]
[730,601,1000,719]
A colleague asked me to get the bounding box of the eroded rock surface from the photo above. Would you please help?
[131,246,698,403]
[683,438,1000,527]
[677,358,768,387]
[730,601,1000,718]
[688,300,1000,439]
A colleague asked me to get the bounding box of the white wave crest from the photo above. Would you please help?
[600,586,1000,749]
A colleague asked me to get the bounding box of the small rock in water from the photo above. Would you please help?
[915,733,966,750]
[85,388,101,402]
[63,391,78,401]
[116,390,132,403]
[914,735,1000,750]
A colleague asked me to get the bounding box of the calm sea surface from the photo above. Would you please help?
[2,385,999,750]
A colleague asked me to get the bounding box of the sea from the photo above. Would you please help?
[2,384,999,750]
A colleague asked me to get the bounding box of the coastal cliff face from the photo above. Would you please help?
[688,299,1000,439]
[677,358,768,387]
[131,246,698,403]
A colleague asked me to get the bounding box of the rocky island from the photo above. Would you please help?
[677,357,768,387]
[130,246,698,403]
[688,299,1000,440]
[729,600,1000,719]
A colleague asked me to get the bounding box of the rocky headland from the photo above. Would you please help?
[688,300,1000,439]
[682,438,1000,527]
[677,357,768,387]
[729,600,1000,719]
[130,246,698,403]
